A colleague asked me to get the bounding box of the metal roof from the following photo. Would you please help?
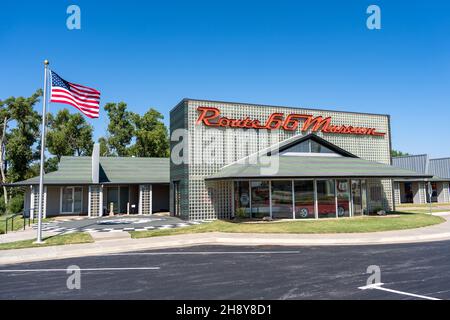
[206,156,433,180]
[392,154,428,174]
[392,154,450,181]
[429,158,450,179]
[10,156,170,186]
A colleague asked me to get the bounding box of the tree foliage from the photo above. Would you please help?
[129,108,169,157]
[46,108,94,161]
[99,102,169,158]
[1,90,42,182]
[391,150,410,157]
[0,90,42,207]
[102,102,134,156]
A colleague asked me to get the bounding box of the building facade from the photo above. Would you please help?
[13,145,170,218]
[170,99,428,220]
[393,155,450,204]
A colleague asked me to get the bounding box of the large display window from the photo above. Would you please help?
[336,180,350,217]
[317,180,336,218]
[294,180,315,219]
[234,181,251,218]
[233,178,368,220]
[251,180,270,218]
[271,180,293,219]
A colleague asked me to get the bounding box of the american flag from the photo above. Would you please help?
[50,71,100,118]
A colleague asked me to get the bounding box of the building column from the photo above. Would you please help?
[443,182,450,203]
[437,182,450,203]
[413,182,427,204]
[30,185,47,219]
[139,184,152,215]
[393,182,401,206]
[88,185,103,217]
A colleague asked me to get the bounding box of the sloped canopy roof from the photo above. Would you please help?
[206,156,433,180]
[10,156,170,186]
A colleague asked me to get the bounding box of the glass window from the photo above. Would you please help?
[271,180,293,219]
[294,180,315,219]
[361,180,367,215]
[280,139,337,155]
[352,180,363,216]
[120,186,129,213]
[234,181,251,218]
[336,180,350,217]
[317,180,336,218]
[310,140,334,153]
[73,187,82,212]
[402,182,414,203]
[62,187,73,212]
[288,140,310,153]
[62,186,82,213]
[251,181,270,218]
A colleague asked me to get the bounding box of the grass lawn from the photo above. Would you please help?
[130,212,445,239]
[0,232,93,250]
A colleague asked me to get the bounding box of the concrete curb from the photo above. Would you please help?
[1,214,450,265]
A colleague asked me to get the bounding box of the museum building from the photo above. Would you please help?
[169,99,430,220]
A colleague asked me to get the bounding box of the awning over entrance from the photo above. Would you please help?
[206,156,433,180]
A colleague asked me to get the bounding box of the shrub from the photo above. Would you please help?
[235,207,248,219]
[7,194,24,214]
[0,197,5,215]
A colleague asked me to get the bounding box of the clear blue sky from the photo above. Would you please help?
[1,0,449,157]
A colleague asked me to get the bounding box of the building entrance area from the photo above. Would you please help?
[234,179,368,219]
[103,185,139,215]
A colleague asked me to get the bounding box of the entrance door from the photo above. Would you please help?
[104,186,130,214]
[61,187,83,214]
[351,180,362,216]
[107,187,119,214]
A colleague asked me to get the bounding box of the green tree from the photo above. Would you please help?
[98,137,111,156]
[2,90,42,183]
[391,150,410,157]
[0,90,42,207]
[129,108,169,157]
[46,109,94,161]
[102,102,134,156]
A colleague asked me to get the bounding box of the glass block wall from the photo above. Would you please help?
[170,99,392,220]
[88,185,102,217]
[30,185,47,219]
[139,184,152,215]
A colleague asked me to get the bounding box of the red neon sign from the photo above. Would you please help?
[196,107,385,137]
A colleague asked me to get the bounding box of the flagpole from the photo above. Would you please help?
[35,60,49,244]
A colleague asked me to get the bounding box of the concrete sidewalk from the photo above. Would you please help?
[1,212,450,265]
[0,229,59,244]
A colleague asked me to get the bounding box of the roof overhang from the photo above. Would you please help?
[206,156,434,181]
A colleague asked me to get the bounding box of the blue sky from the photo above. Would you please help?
[0,0,449,157]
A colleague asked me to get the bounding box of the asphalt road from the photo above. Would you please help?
[0,241,449,300]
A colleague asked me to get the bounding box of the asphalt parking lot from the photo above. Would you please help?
[1,240,449,300]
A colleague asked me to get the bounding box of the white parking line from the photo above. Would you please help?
[109,251,301,255]
[359,283,441,300]
[0,267,160,272]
